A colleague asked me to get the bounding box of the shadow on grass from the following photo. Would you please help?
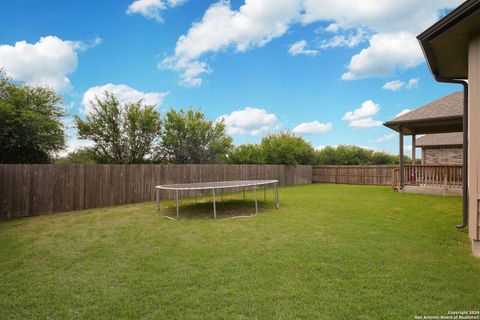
[159,197,276,220]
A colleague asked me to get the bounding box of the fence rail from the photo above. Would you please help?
[1,163,464,219]
[401,164,463,189]
[312,165,396,185]
[0,164,312,219]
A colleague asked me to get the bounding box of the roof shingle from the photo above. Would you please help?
[388,91,463,123]
[416,132,463,147]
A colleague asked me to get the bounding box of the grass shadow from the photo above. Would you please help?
[159,197,276,220]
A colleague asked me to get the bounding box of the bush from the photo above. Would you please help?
[225,144,265,164]
[316,145,412,165]
[55,147,100,164]
[260,132,316,165]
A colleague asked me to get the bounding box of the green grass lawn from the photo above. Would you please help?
[1,184,479,319]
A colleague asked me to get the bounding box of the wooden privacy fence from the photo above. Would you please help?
[0,164,312,219]
[312,165,397,185]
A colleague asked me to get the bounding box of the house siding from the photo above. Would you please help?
[421,146,463,165]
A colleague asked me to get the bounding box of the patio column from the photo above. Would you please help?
[399,128,404,189]
[468,31,480,255]
[412,134,416,164]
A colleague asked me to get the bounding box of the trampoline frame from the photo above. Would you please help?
[155,180,279,220]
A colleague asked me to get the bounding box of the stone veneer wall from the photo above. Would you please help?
[421,146,463,165]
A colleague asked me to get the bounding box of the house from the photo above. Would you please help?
[417,0,480,257]
[385,90,464,165]
[417,133,463,165]
[383,91,464,197]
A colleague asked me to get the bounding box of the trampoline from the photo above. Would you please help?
[155,180,279,220]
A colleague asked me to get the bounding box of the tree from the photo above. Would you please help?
[55,147,99,164]
[75,92,161,164]
[159,108,233,164]
[370,151,400,165]
[260,132,316,165]
[0,71,66,163]
[225,144,265,164]
[316,145,410,165]
[316,145,373,165]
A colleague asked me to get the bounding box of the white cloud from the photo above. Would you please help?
[61,136,95,156]
[376,133,396,142]
[319,28,368,49]
[289,40,318,56]
[217,107,278,136]
[395,109,411,118]
[71,36,103,52]
[343,100,382,128]
[82,83,168,114]
[325,23,340,33]
[348,117,383,128]
[127,0,187,22]
[166,0,187,6]
[341,32,424,80]
[161,0,300,86]
[302,1,462,33]
[406,77,419,89]
[342,100,380,121]
[162,0,461,85]
[160,57,211,87]
[0,36,96,92]
[292,121,332,134]
[383,80,404,91]
[383,77,419,91]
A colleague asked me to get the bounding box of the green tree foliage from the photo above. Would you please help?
[225,144,265,164]
[55,147,100,164]
[316,145,409,165]
[159,108,233,164]
[75,92,161,164]
[260,132,316,165]
[317,145,372,165]
[0,72,66,163]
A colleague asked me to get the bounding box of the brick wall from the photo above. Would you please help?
[421,146,463,165]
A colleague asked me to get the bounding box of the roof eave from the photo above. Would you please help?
[383,115,464,127]
[417,144,463,148]
[417,0,480,80]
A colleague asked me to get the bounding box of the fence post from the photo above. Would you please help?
[443,166,448,190]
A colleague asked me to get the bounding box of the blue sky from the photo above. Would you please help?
[0,0,463,155]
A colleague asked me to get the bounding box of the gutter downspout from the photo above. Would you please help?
[435,77,468,229]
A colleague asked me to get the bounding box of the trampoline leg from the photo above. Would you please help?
[156,189,160,214]
[243,187,245,200]
[212,188,217,219]
[263,186,267,206]
[254,187,258,214]
[274,183,279,209]
[175,190,179,219]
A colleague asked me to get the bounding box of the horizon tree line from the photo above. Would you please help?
[0,72,408,166]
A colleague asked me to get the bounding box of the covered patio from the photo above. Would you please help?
[384,91,466,197]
